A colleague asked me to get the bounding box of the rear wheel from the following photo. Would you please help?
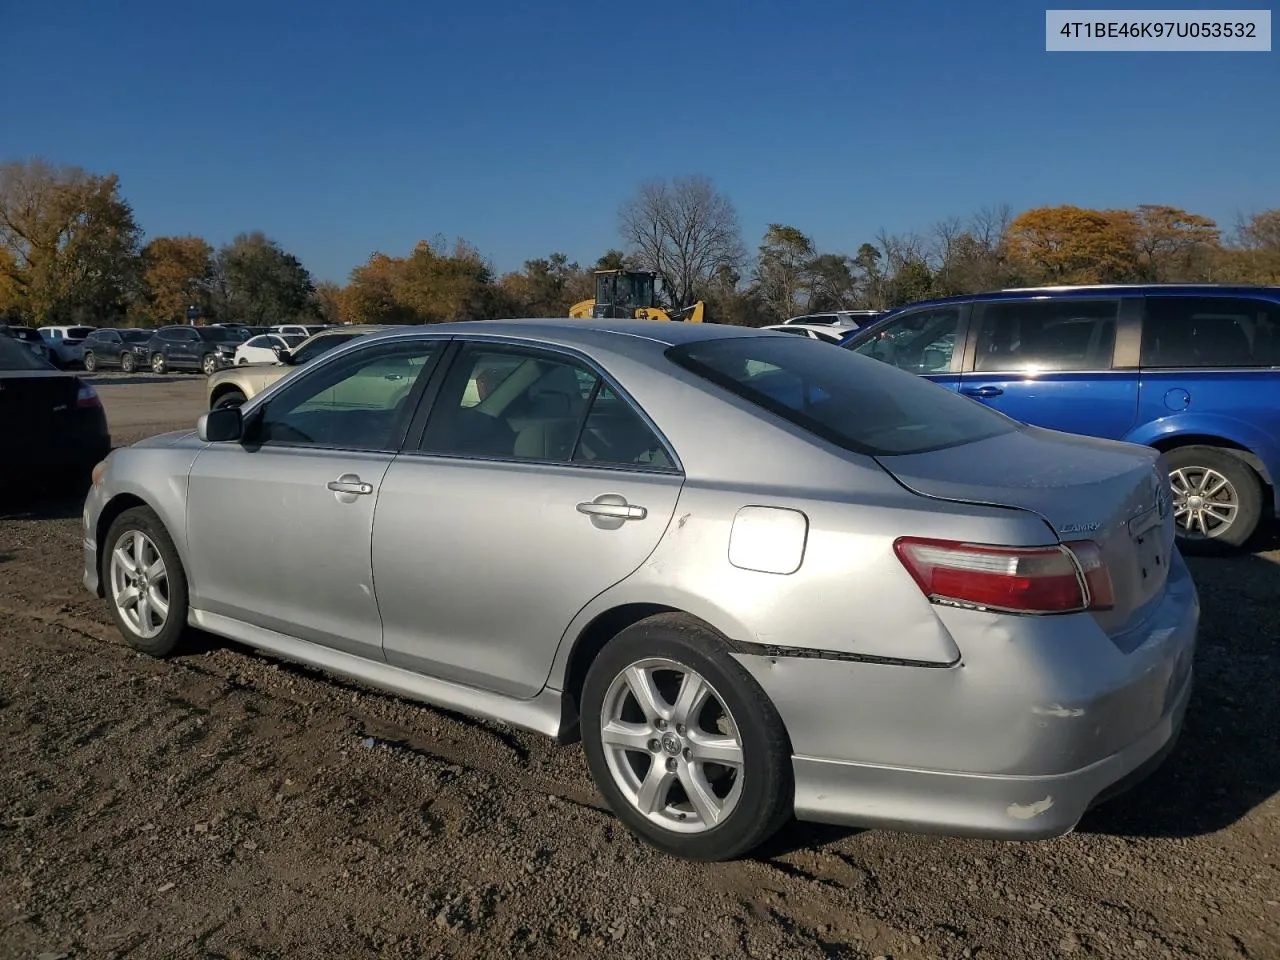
[1165,445,1263,552]
[580,613,792,861]
[151,353,167,375]
[120,351,136,373]
[83,351,98,372]
[213,390,247,410]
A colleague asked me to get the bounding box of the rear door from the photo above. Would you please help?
[956,297,1139,439]
[372,340,685,699]
[844,303,969,391]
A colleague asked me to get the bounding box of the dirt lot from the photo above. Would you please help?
[2,376,1278,960]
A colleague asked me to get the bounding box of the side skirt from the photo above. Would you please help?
[188,609,564,739]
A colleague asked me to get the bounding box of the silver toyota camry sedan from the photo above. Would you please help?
[82,318,1198,861]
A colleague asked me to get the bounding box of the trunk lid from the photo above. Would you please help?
[1,370,83,441]
[876,425,1175,643]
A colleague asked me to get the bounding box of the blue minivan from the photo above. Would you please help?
[841,285,1280,550]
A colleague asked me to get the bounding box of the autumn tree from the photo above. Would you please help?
[1004,205,1139,284]
[141,235,215,324]
[1215,209,1280,284]
[498,252,592,317]
[619,175,744,309]
[311,281,348,325]
[1132,205,1220,281]
[0,159,142,324]
[213,232,315,325]
[344,252,418,325]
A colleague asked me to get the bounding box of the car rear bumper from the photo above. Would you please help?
[785,666,1190,840]
[733,551,1199,840]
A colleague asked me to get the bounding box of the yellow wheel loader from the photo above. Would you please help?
[569,269,705,322]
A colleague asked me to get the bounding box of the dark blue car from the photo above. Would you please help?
[840,284,1280,551]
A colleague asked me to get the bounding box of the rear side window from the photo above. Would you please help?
[668,336,1016,457]
[973,299,1119,373]
[1141,297,1278,369]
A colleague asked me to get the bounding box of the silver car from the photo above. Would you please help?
[81,319,1198,861]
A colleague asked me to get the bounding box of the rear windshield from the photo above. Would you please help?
[197,327,245,342]
[0,334,52,370]
[667,335,1017,456]
[64,326,96,339]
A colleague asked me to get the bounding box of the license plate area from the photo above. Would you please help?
[1128,506,1166,585]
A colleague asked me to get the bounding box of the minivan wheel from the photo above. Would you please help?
[580,613,792,861]
[151,353,167,375]
[120,352,136,373]
[102,506,190,657]
[1165,445,1263,552]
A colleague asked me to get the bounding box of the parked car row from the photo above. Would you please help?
[84,315,1197,862]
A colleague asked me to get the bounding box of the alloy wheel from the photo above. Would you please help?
[598,657,745,834]
[1170,465,1239,539]
[108,530,171,640]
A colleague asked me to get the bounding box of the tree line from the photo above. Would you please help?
[2,159,1276,330]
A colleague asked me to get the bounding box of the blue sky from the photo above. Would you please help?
[3,0,1275,283]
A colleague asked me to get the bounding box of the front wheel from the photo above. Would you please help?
[580,613,792,861]
[1165,445,1264,552]
[83,351,98,372]
[151,353,167,375]
[201,353,219,376]
[102,506,190,657]
[212,390,247,410]
[120,351,136,373]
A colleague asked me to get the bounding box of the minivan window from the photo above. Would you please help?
[668,336,1016,456]
[973,299,1119,373]
[847,306,960,374]
[1141,297,1278,369]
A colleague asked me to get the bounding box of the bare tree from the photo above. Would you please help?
[618,175,745,308]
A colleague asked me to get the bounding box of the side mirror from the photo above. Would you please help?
[197,406,243,443]
[277,348,294,365]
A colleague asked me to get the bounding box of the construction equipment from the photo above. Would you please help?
[569,269,705,323]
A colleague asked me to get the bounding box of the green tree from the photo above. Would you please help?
[214,232,315,325]
[755,224,816,320]
[0,159,142,324]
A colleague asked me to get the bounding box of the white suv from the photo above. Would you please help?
[39,325,97,367]
[783,310,882,330]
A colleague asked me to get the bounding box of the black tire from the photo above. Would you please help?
[201,353,219,376]
[212,390,247,410]
[83,351,98,373]
[120,351,136,374]
[1164,445,1263,553]
[151,352,167,375]
[580,613,792,861]
[101,506,190,657]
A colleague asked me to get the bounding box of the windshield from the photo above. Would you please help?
[0,334,53,370]
[121,329,152,343]
[667,335,1017,457]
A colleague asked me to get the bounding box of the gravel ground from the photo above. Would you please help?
[1,377,1278,960]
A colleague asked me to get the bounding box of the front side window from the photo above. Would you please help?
[670,335,1016,457]
[421,344,673,469]
[1141,297,1278,369]
[847,306,961,374]
[291,333,361,365]
[255,341,438,451]
[974,299,1118,373]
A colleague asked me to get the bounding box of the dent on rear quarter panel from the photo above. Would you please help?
[551,481,1054,682]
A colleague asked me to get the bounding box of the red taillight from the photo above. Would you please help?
[894,537,1113,615]
[75,381,102,409]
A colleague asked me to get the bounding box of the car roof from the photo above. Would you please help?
[362,318,773,354]
[878,283,1280,314]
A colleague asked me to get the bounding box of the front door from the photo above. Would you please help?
[185,337,443,659]
[373,341,684,698]
[845,304,966,391]
[957,298,1138,440]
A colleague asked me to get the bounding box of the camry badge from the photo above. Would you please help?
[1057,521,1102,535]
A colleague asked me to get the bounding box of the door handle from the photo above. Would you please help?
[327,474,374,496]
[577,494,647,521]
[961,385,1003,398]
